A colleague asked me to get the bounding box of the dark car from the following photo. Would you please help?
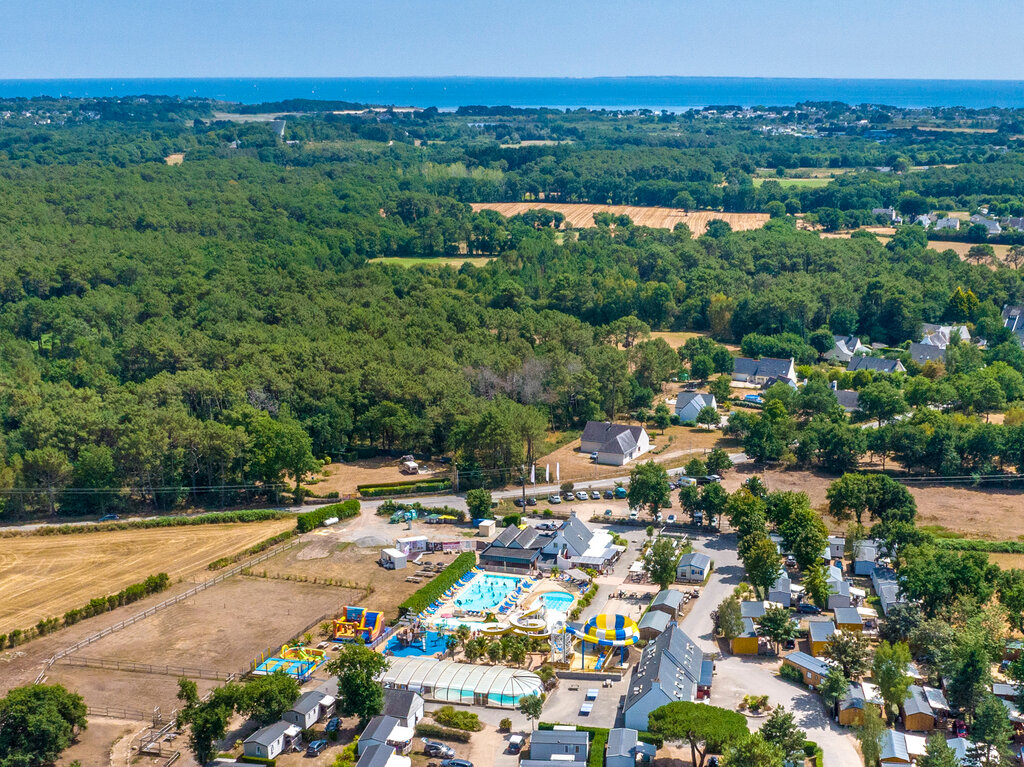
[707,757,720,767]
[695,474,722,485]
[513,497,526,507]
[325,717,340,733]
[441,760,474,767]
[422,739,456,758]
[526,496,537,506]
[98,514,120,521]
[306,739,329,756]
[604,489,614,499]
[797,602,822,614]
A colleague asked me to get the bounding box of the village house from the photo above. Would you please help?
[808,620,836,657]
[676,552,711,582]
[846,356,906,374]
[638,609,671,640]
[731,357,797,386]
[605,728,656,767]
[839,681,883,727]
[355,743,410,767]
[768,573,792,608]
[527,729,590,762]
[580,421,651,466]
[243,721,302,761]
[381,690,424,729]
[674,392,717,424]
[647,589,684,618]
[282,690,335,730]
[833,607,864,633]
[824,335,868,364]
[358,715,414,756]
[1003,305,1024,348]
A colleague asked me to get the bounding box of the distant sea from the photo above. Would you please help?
[2,77,1024,110]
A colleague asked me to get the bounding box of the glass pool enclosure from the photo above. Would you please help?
[379,656,543,708]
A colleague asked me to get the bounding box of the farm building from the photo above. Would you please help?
[808,621,836,657]
[378,656,543,708]
[580,421,651,466]
[283,690,335,729]
[782,652,832,688]
[605,728,656,767]
[243,721,302,761]
[648,589,684,617]
[676,552,711,582]
[675,393,717,423]
[833,607,864,633]
[623,624,712,730]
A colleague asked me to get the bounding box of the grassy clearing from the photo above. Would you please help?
[752,177,831,189]
[368,256,494,268]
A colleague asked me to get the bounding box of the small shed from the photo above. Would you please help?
[283,690,335,729]
[731,617,759,655]
[477,519,496,538]
[808,620,836,657]
[243,721,301,761]
[380,548,407,570]
[902,685,936,732]
[833,607,864,633]
[768,574,792,607]
[638,610,671,640]
[648,589,684,617]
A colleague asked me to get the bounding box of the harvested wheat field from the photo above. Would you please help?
[471,203,769,235]
[164,152,185,165]
[0,519,295,634]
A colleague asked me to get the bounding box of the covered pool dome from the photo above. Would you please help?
[378,656,543,708]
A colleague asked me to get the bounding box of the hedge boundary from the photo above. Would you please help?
[209,529,297,569]
[2,509,288,539]
[399,551,476,616]
[358,479,452,498]
[933,537,1024,554]
[296,500,360,533]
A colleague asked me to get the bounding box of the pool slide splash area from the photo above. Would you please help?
[568,614,639,671]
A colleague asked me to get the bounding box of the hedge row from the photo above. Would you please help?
[358,479,452,498]
[4,509,287,538]
[209,529,297,569]
[399,551,476,616]
[415,723,472,743]
[933,537,1024,554]
[296,500,360,533]
[0,572,171,650]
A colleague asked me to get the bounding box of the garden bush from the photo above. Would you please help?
[933,537,1024,554]
[779,663,805,685]
[296,500,360,533]
[433,705,482,731]
[357,479,452,497]
[414,723,471,743]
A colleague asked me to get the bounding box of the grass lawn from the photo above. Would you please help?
[752,177,831,189]
[368,256,494,268]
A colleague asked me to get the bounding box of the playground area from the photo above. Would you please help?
[252,643,327,681]
[331,605,385,643]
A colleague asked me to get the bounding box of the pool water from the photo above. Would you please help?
[385,630,448,657]
[453,573,528,612]
[540,591,575,612]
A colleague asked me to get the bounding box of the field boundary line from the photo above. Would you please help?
[59,655,237,681]
[34,538,301,683]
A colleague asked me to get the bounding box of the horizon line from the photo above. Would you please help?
[3,75,1024,84]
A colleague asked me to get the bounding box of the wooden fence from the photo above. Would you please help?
[61,655,239,682]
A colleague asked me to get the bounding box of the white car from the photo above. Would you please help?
[667,514,677,524]
[629,510,639,520]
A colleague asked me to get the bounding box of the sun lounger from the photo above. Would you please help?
[586,689,599,700]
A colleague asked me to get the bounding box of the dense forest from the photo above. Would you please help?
[2,96,1024,516]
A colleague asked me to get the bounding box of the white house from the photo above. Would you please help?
[283,690,335,729]
[580,421,651,466]
[605,728,657,767]
[356,743,412,767]
[676,552,711,582]
[358,716,414,756]
[732,357,796,386]
[674,393,717,424]
[381,690,424,729]
[768,573,792,607]
[824,335,868,364]
[243,721,302,761]
[528,729,590,762]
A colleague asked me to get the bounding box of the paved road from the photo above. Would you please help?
[679,535,861,767]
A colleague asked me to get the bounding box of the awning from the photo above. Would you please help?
[564,568,592,582]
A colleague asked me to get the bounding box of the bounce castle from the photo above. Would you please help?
[332,606,384,643]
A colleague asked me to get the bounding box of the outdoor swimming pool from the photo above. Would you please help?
[385,630,448,657]
[453,573,528,612]
[540,591,575,612]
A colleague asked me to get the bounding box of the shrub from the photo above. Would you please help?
[399,551,476,616]
[296,500,360,533]
[779,663,805,685]
[433,705,483,731]
[934,537,1024,554]
[499,717,512,732]
[414,723,471,743]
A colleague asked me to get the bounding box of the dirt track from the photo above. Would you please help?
[471,202,768,235]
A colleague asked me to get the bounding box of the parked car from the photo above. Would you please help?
[325,717,340,733]
[507,735,526,754]
[590,490,600,499]
[696,474,722,485]
[785,555,798,569]
[575,491,588,501]
[589,452,598,461]
[423,739,456,758]
[707,757,720,767]
[548,494,561,504]
[629,510,639,520]
[615,486,628,499]
[678,477,697,487]
[441,760,474,767]
[536,522,556,531]
[603,489,614,499]
[604,509,613,516]
[667,514,677,524]
[98,514,120,521]
[513,497,526,507]
[797,602,821,614]
[563,492,575,501]
[306,740,329,756]
[526,496,537,506]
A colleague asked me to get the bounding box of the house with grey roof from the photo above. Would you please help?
[381,689,424,728]
[970,213,1002,235]
[872,207,902,224]
[479,523,550,573]
[676,552,711,582]
[871,567,905,615]
[808,620,836,656]
[606,728,656,767]
[580,421,651,466]
[852,540,880,576]
[541,513,593,560]
[638,609,671,640]
[283,690,335,729]
[1003,305,1024,348]
[528,729,589,762]
[835,389,860,413]
[355,743,406,767]
[732,357,796,386]
[993,682,1021,700]
[902,685,938,731]
[909,342,946,366]
[243,721,302,761]
[921,323,971,349]
[623,623,711,730]
[824,335,868,364]
[675,392,717,424]
[648,589,684,617]
[782,651,833,687]
[358,715,413,755]
[846,356,906,374]
[768,573,792,607]
[934,216,960,231]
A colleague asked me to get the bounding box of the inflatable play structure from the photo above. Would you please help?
[252,643,327,680]
[567,614,639,670]
[333,606,384,643]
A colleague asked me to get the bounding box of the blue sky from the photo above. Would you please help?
[2,0,1022,80]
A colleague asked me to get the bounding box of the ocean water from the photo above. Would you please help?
[1,77,1024,110]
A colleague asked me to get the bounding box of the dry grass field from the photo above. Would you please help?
[471,203,769,235]
[0,519,295,634]
[310,456,451,496]
[164,153,184,165]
